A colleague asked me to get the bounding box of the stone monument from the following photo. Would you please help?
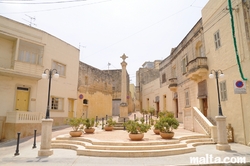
[119,54,129,122]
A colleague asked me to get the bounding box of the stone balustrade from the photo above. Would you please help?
[184,107,217,142]
[6,111,43,123]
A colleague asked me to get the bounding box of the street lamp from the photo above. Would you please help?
[209,69,224,116]
[42,69,59,119]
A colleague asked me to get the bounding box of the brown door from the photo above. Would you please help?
[202,98,208,117]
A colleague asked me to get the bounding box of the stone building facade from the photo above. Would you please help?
[136,61,161,112]
[0,16,79,140]
[159,18,206,123]
[137,0,250,145]
[202,0,250,145]
[77,62,113,119]
[77,64,133,119]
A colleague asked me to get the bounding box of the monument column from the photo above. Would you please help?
[119,54,128,121]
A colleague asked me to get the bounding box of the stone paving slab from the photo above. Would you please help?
[0,113,250,165]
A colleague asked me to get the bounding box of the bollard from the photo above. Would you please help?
[146,115,148,124]
[134,114,136,121]
[32,130,37,149]
[123,118,126,130]
[106,115,108,124]
[102,118,104,129]
[14,132,21,156]
[149,115,151,125]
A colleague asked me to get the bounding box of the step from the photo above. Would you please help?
[76,147,196,157]
[86,143,187,150]
[51,132,213,157]
[178,134,210,141]
[91,139,180,146]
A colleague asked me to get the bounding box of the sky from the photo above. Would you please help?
[0,0,209,84]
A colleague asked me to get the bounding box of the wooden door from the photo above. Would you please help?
[15,87,29,111]
[68,99,74,118]
[202,98,208,117]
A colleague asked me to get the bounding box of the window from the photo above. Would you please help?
[214,31,221,49]
[185,89,190,107]
[181,56,188,74]
[18,40,44,65]
[220,81,227,101]
[51,97,64,110]
[196,42,204,57]
[52,61,66,76]
[162,73,166,83]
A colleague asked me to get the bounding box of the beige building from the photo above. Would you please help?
[77,62,113,119]
[0,16,79,140]
[77,64,134,119]
[138,0,250,145]
[202,0,250,145]
[136,61,161,112]
[158,18,206,123]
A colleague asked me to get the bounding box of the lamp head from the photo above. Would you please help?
[219,73,224,78]
[54,73,59,79]
[209,73,214,79]
[42,73,47,79]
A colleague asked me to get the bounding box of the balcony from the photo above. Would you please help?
[0,61,43,80]
[186,57,208,81]
[168,78,177,92]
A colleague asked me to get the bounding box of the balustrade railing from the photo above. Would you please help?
[184,107,217,142]
[6,111,42,123]
[187,57,208,73]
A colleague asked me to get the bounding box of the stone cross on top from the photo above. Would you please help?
[120,53,128,62]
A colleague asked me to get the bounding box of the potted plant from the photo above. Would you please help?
[66,117,83,137]
[104,117,116,131]
[124,119,150,141]
[83,118,95,134]
[158,112,179,139]
[153,120,161,135]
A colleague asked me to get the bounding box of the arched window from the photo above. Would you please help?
[83,99,88,104]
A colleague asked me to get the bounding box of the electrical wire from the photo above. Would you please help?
[0,0,87,5]
[0,0,111,14]
[228,0,247,81]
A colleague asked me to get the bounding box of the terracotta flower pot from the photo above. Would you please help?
[160,132,174,139]
[153,129,160,135]
[84,128,95,134]
[129,133,144,141]
[69,131,82,137]
[104,125,113,131]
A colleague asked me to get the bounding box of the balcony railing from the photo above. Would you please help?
[168,77,177,92]
[6,111,43,123]
[186,57,208,81]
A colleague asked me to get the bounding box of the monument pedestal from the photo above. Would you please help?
[118,105,129,122]
[38,119,54,156]
[216,116,231,151]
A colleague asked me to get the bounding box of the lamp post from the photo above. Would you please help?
[209,69,224,116]
[209,69,230,151]
[42,69,59,119]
